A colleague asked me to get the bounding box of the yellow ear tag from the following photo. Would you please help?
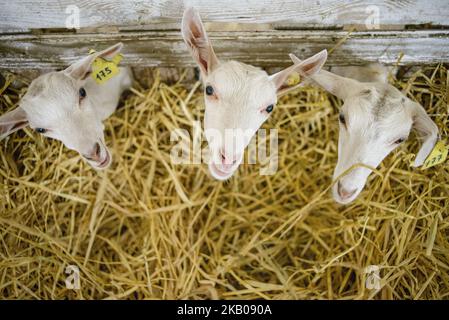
[286,72,301,87]
[89,49,123,84]
[421,140,448,170]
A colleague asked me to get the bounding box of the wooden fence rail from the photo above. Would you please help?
[1,0,449,69]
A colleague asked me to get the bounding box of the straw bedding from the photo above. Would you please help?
[0,65,448,299]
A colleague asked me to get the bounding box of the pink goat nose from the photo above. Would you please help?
[85,142,101,162]
[220,150,237,167]
[337,181,357,200]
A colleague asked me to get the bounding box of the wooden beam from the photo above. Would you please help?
[1,30,448,69]
[1,0,448,32]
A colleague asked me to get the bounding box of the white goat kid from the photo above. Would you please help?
[181,8,328,180]
[0,43,132,169]
[290,55,439,204]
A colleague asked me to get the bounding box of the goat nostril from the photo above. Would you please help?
[220,150,229,163]
[84,143,102,162]
[220,149,239,166]
[94,142,101,157]
[337,182,357,199]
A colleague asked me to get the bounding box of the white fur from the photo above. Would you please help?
[182,7,328,180]
[0,43,132,170]
[290,55,439,204]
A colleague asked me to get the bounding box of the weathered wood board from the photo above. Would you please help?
[1,0,448,31]
[0,0,449,69]
[1,30,448,69]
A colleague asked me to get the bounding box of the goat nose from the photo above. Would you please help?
[85,142,101,162]
[220,150,237,166]
[337,181,357,200]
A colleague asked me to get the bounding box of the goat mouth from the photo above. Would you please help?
[208,162,236,180]
[96,151,111,169]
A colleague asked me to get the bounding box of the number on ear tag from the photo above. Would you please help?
[421,140,448,170]
[89,49,123,84]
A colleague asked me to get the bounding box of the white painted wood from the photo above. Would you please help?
[1,30,448,69]
[1,0,448,31]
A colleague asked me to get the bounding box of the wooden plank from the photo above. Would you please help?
[0,30,448,69]
[1,0,448,31]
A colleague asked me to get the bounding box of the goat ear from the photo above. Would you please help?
[181,7,219,76]
[64,42,124,80]
[408,101,439,167]
[270,50,327,97]
[289,53,363,100]
[0,107,28,140]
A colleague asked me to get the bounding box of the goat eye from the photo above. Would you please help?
[394,137,406,144]
[79,87,86,98]
[265,104,274,113]
[35,128,47,134]
[339,113,346,125]
[205,85,214,96]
